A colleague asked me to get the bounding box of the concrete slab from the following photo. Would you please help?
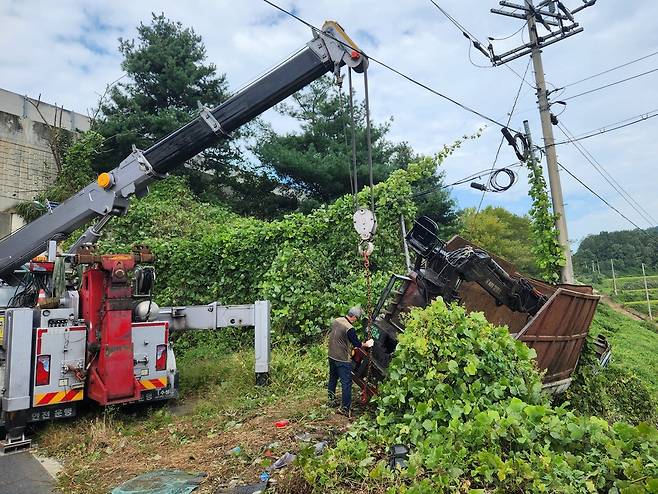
[0,451,57,494]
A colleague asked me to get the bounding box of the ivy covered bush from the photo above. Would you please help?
[300,300,658,493]
[101,143,462,340]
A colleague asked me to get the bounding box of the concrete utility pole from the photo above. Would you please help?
[489,1,596,284]
[610,259,618,295]
[526,6,574,283]
[642,263,653,320]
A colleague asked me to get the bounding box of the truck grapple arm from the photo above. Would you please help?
[407,216,547,316]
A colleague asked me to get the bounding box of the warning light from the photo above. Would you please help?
[36,355,51,386]
[155,344,167,371]
[97,172,112,189]
[350,50,360,60]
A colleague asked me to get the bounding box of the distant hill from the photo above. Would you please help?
[574,227,658,275]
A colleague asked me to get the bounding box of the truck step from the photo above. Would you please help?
[0,435,32,455]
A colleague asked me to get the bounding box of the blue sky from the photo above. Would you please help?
[1,0,657,249]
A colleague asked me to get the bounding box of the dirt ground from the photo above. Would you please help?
[37,394,351,493]
[598,293,654,323]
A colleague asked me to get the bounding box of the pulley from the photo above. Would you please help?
[353,207,376,242]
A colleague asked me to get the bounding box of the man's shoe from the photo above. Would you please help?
[337,407,351,418]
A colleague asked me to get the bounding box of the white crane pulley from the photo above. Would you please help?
[353,208,376,241]
[353,208,376,256]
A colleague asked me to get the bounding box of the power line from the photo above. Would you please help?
[553,110,658,146]
[428,0,483,44]
[427,0,536,91]
[261,0,511,129]
[556,160,656,238]
[488,20,528,41]
[477,58,531,212]
[411,162,523,199]
[562,66,658,101]
[556,122,657,227]
[560,50,658,89]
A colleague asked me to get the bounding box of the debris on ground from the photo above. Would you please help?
[313,441,328,455]
[273,419,289,428]
[111,469,206,494]
[269,452,296,470]
[214,480,268,494]
[294,432,312,442]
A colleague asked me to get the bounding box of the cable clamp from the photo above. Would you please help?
[131,145,166,180]
[197,101,232,138]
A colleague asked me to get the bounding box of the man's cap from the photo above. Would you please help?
[348,306,363,318]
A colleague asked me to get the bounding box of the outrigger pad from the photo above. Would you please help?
[111,470,206,494]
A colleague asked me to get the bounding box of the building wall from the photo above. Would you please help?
[0,88,90,238]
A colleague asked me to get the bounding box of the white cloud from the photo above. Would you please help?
[1,0,657,243]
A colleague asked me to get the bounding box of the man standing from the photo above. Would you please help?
[327,306,374,415]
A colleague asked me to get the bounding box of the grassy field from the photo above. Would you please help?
[35,302,658,493]
[593,274,658,319]
[589,303,658,401]
[35,334,348,494]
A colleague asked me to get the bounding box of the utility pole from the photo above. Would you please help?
[527,6,574,284]
[610,259,618,295]
[489,1,596,284]
[642,263,653,320]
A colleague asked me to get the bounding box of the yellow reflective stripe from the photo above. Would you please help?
[140,379,156,390]
[34,389,84,406]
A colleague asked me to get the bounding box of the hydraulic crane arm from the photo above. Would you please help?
[0,21,365,279]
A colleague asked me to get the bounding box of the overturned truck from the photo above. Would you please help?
[354,216,610,400]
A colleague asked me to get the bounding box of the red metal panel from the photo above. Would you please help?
[81,263,141,405]
[444,236,600,386]
[515,288,599,384]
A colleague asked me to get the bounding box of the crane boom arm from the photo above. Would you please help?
[0,22,365,279]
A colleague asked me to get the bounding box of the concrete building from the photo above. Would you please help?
[0,88,90,237]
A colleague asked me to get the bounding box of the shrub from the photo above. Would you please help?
[100,145,462,341]
[301,300,658,493]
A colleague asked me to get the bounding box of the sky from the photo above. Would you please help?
[2,0,657,250]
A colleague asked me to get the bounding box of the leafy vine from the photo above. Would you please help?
[525,155,565,282]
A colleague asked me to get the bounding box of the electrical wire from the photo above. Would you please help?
[560,50,658,89]
[562,66,658,101]
[488,167,518,192]
[260,0,511,129]
[552,110,658,146]
[555,122,657,227]
[488,20,528,41]
[477,58,531,212]
[428,0,483,45]
[427,0,537,92]
[411,162,522,199]
[556,160,657,238]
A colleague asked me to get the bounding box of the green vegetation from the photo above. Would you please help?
[458,206,540,277]
[302,300,658,493]
[589,274,658,322]
[563,303,658,426]
[92,13,243,206]
[574,228,658,276]
[589,304,658,401]
[525,158,565,282]
[100,149,460,340]
[254,77,412,203]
